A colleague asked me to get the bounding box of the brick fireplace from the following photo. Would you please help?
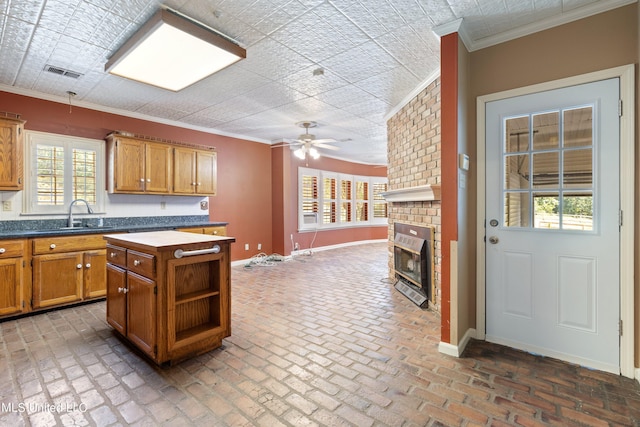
[386,77,441,311]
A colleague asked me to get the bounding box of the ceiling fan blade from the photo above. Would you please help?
[314,143,339,150]
[271,139,305,148]
[312,138,338,144]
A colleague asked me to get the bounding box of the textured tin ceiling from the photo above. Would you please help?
[0,0,630,164]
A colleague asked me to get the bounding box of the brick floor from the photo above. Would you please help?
[1,242,639,426]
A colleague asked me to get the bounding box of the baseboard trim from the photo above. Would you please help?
[438,328,476,357]
[636,368,640,385]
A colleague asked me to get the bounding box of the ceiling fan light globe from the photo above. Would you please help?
[309,147,320,159]
[294,148,305,159]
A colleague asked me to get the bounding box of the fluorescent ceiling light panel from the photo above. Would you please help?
[106,9,246,91]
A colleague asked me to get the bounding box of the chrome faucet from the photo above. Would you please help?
[68,199,93,227]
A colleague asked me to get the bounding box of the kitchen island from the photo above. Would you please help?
[104,230,235,366]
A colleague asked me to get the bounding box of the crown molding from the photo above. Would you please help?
[466,0,636,51]
[0,83,270,144]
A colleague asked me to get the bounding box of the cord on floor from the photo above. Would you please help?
[244,253,286,268]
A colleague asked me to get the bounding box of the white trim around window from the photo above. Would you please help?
[23,130,105,215]
[298,167,387,231]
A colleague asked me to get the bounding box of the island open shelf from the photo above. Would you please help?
[104,230,235,366]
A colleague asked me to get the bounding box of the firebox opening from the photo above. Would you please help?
[392,223,434,308]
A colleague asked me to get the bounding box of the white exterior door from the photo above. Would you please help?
[485,78,620,374]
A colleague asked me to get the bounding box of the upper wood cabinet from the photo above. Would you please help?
[173,147,217,196]
[106,134,172,194]
[0,116,25,190]
[106,133,216,196]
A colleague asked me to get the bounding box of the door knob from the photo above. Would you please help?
[489,236,499,244]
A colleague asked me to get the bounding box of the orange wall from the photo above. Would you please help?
[0,91,272,261]
[271,150,387,255]
[1,91,386,261]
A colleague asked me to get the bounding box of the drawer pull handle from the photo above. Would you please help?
[118,287,128,294]
[86,263,91,268]
[133,260,141,266]
[76,264,82,269]
[174,245,220,259]
[110,252,117,258]
[50,244,56,249]
[0,248,4,254]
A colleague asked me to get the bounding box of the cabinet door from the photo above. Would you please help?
[196,150,217,195]
[0,257,23,316]
[173,147,196,194]
[32,253,83,308]
[127,272,156,358]
[106,264,127,335]
[0,119,24,190]
[84,249,107,299]
[145,142,172,193]
[114,138,145,192]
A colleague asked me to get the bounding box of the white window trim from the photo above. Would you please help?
[23,130,105,215]
[298,167,388,231]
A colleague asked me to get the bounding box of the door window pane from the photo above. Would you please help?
[504,192,530,227]
[532,152,559,189]
[564,107,593,148]
[505,154,529,190]
[563,149,592,188]
[562,193,593,230]
[533,112,559,150]
[505,116,529,153]
[534,193,560,229]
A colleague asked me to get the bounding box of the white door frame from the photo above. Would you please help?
[476,64,635,379]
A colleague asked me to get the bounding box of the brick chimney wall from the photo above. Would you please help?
[386,78,442,311]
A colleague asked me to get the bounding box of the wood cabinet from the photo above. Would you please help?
[106,132,216,196]
[173,147,217,195]
[32,235,107,308]
[105,231,234,365]
[0,239,26,316]
[106,243,157,358]
[0,115,25,190]
[106,134,172,194]
[178,225,226,237]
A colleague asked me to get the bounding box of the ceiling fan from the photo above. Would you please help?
[273,121,341,160]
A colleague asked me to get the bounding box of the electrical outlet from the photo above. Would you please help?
[244,243,249,251]
[2,201,11,211]
[257,243,262,250]
[200,200,208,210]
[160,201,166,210]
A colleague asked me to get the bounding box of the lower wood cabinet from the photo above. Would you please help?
[105,230,234,365]
[106,261,157,359]
[0,239,26,316]
[31,235,107,309]
[32,252,84,308]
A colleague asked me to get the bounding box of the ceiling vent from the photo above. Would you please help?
[44,65,83,79]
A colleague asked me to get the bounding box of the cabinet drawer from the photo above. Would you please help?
[33,235,106,255]
[0,240,25,258]
[180,226,226,236]
[106,244,127,268]
[127,250,155,278]
[203,226,226,236]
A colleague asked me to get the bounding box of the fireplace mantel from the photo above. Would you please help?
[381,184,441,202]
